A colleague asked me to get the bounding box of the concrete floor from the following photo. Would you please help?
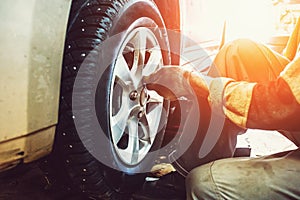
[0,162,83,200]
[237,129,298,157]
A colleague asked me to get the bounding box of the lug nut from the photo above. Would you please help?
[129,91,138,100]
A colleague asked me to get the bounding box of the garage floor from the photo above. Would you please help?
[0,162,85,200]
[0,162,185,200]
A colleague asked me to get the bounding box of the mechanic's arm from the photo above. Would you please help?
[197,57,300,131]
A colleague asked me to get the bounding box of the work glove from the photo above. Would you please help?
[143,66,211,101]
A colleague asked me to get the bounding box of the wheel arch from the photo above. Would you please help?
[154,0,181,64]
[154,0,181,31]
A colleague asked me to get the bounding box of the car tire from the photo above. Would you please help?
[48,0,171,199]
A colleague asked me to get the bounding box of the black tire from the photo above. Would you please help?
[50,0,170,199]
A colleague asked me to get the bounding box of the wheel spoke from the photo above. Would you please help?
[111,102,131,144]
[147,90,164,104]
[115,55,132,85]
[130,31,147,87]
[138,121,151,147]
[127,119,140,164]
[146,103,163,144]
[137,30,147,66]
[143,46,163,76]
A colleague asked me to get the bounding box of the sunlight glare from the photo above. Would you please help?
[205,0,277,42]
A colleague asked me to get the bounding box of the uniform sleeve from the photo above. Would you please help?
[208,57,300,131]
[246,77,300,131]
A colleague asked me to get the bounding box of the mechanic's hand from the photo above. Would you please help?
[188,70,212,99]
[144,66,211,101]
[143,66,194,101]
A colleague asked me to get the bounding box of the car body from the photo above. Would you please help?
[0,0,71,170]
[0,0,298,198]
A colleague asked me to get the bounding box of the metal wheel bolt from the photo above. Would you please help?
[129,91,138,100]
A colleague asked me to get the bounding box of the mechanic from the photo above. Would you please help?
[145,18,300,199]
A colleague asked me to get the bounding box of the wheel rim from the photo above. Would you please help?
[109,27,164,166]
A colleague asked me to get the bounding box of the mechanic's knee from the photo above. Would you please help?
[221,38,257,55]
[210,38,262,78]
[227,38,255,46]
[186,162,215,200]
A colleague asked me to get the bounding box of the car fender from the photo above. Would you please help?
[0,0,71,170]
